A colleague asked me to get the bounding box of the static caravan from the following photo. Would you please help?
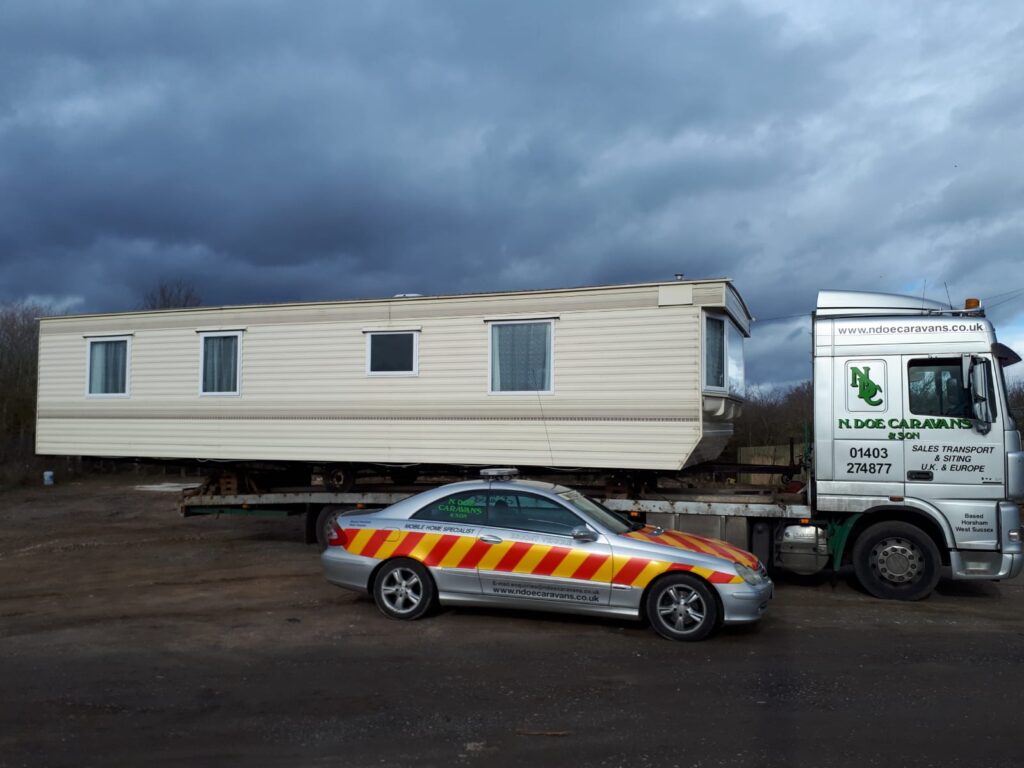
[35,279,750,484]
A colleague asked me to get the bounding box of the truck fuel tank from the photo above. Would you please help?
[776,524,830,576]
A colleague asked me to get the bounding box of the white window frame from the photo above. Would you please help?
[365,330,420,377]
[703,313,728,393]
[199,330,243,397]
[85,335,132,398]
[487,319,555,395]
[703,312,747,397]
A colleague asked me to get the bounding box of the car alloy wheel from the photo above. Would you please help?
[373,559,435,620]
[645,573,719,641]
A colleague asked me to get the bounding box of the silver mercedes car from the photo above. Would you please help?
[321,471,772,641]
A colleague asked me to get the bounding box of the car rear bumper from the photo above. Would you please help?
[321,548,374,592]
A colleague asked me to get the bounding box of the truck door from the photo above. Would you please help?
[901,355,1005,549]
[832,357,905,496]
[476,491,613,607]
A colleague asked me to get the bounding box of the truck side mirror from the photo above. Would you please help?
[969,357,993,432]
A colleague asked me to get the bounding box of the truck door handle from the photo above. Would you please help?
[907,471,933,481]
[480,534,503,544]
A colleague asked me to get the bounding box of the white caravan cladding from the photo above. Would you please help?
[36,279,751,473]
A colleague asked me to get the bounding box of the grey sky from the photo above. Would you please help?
[2,0,1023,386]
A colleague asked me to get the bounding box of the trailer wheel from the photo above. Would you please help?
[323,463,355,492]
[644,573,719,641]
[373,559,435,620]
[315,505,347,551]
[852,521,941,601]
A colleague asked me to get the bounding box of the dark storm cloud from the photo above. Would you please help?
[2,0,1023,385]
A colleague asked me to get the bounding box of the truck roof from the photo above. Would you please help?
[815,289,969,317]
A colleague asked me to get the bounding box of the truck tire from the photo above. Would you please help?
[852,521,941,601]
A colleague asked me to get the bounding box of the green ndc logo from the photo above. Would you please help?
[850,366,883,407]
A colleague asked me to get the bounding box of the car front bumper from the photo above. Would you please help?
[719,578,773,625]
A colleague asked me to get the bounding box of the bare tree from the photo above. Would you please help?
[1009,379,1024,426]
[0,301,49,468]
[730,380,813,450]
[141,278,202,310]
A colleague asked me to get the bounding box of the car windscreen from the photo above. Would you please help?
[558,490,635,534]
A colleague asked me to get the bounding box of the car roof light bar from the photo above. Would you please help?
[480,467,519,481]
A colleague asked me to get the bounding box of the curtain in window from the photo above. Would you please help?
[492,323,551,392]
[705,318,725,388]
[89,340,127,394]
[203,335,238,393]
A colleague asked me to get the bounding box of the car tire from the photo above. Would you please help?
[852,521,941,601]
[373,559,436,621]
[645,573,719,641]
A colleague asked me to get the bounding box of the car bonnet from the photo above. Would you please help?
[620,526,759,569]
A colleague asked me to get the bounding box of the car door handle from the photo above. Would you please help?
[480,534,503,544]
[907,471,933,481]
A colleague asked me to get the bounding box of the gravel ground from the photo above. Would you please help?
[2,476,1023,767]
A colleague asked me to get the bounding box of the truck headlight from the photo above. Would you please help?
[734,563,764,586]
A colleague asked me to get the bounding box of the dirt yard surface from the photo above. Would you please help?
[2,476,1023,767]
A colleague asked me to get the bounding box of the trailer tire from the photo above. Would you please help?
[373,559,435,621]
[852,521,941,601]
[324,463,355,492]
[315,506,348,551]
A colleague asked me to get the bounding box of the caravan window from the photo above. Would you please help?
[704,315,745,397]
[490,321,553,394]
[87,337,130,396]
[200,332,241,395]
[367,332,419,376]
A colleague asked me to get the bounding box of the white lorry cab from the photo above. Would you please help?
[801,290,1023,599]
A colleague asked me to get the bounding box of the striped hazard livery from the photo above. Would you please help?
[332,526,746,587]
[621,526,760,569]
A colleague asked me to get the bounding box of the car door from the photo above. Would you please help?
[405,490,488,595]
[475,491,613,608]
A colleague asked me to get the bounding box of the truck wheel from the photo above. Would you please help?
[373,559,435,620]
[324,463,355,492]
[852,521,941,601]
[644,573,719,641]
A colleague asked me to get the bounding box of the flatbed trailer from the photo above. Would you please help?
[178,480,812,567]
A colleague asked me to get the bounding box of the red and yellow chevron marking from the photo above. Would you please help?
[335,527,743,586]
[621,526,759,569]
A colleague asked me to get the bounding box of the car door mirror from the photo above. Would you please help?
[571,525,598,543]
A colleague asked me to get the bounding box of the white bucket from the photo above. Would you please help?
[43,470,55,486]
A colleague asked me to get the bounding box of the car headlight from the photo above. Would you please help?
[734,563,764,586]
